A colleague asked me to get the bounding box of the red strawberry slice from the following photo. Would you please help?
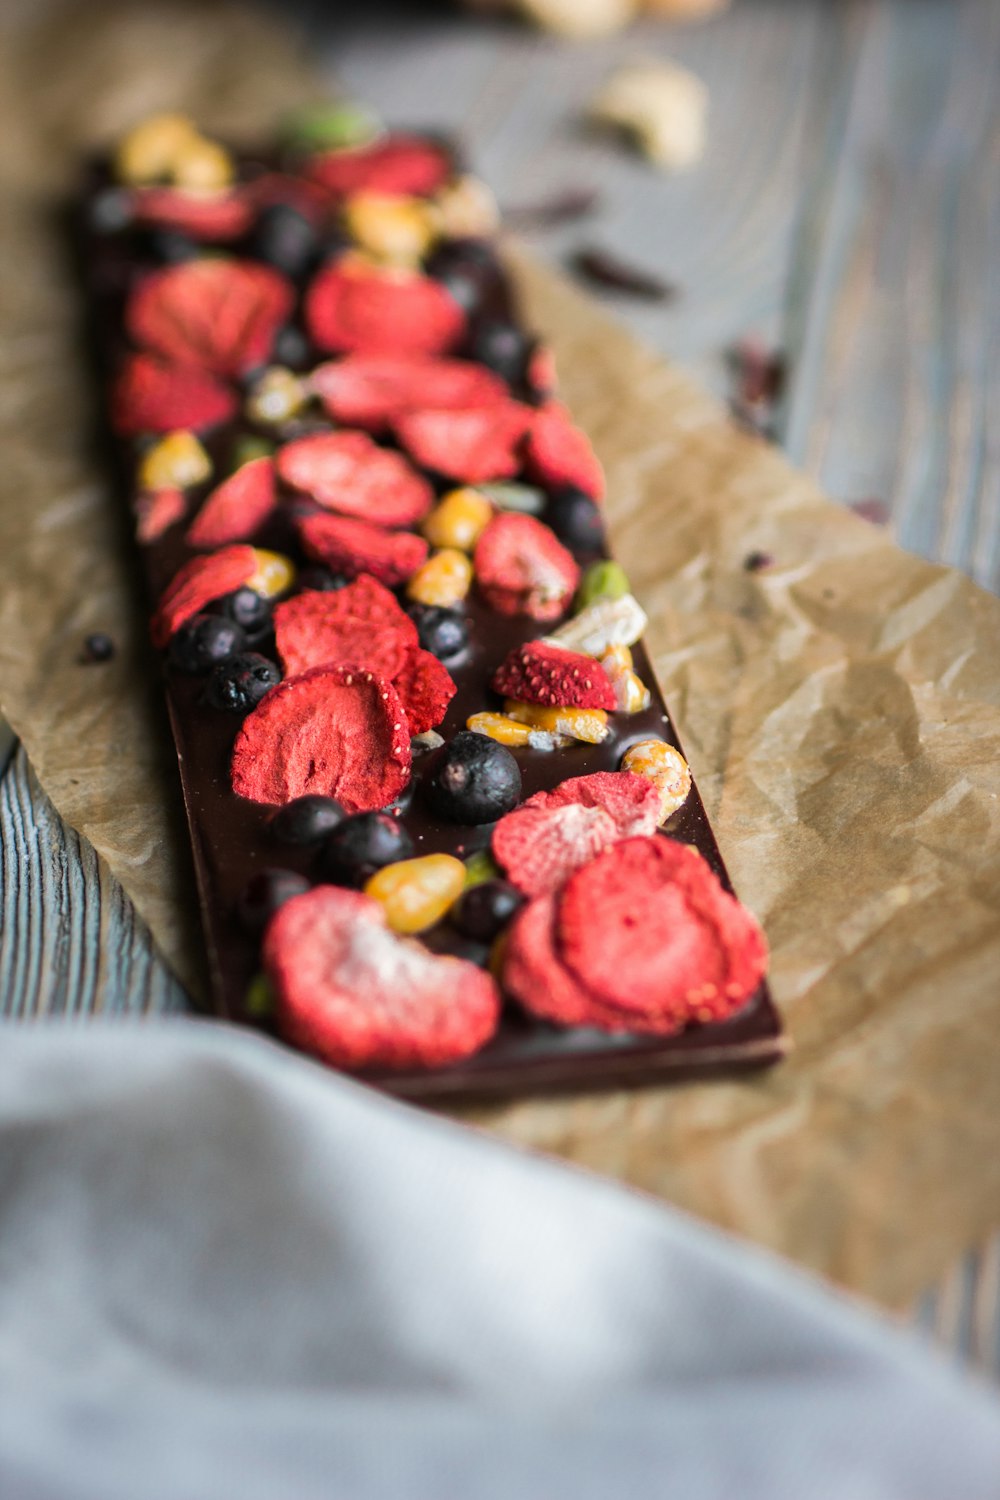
[111,353,236,434]
[263,886,500,1072]
[186,456,277,548]
[305,135,452,200]
[473,513,579,622]
[277,431,433,527]
[492,772,660,897]
[525,402,605,501]
[129,187,253,242]
[558,837,769,1023]
[394,401,532,483]
[273,576,418,681]
[491,640,616,711]
[298,513,429,587]
[305,263,465,357]
[310,355,508,431]
[526,344,557,402]
[391,648,457,736]
[151,543,257,648]
[503,894,634,1031]
[133,488,186,543]
[232,664,412,812]
[127,259,294,377]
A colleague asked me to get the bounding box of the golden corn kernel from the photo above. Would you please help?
[467,712,534,748]
[172,137,235,192]
[137,430,211,492]
[600,644,651,714]
[622,738,691,823]
[601,643,633,672]
[114,113,199,185]
[344,192,437,266]
[431,175,500,239]
[406,548,472,607]
[421,488,493,552]
[245,367,308,427]
[504,701,610,744]
[365,854,466,935]
[246,549,296,600]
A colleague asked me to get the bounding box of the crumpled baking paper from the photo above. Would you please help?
[1,0,998,1311]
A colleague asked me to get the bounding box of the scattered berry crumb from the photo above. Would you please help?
[80,632,116,663]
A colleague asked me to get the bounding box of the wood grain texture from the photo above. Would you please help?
[1,0,998,1370]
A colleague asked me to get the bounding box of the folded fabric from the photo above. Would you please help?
[0,1023,997,1500]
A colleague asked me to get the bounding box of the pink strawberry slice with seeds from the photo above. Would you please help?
[129,187,253,242]
[473,513,579,622]
[186,456,278,548]
[305,263,465,357]
[277,431,433,527]
[111,353,236,435]
[394,401,533,484]
[151,544,258,648]
[127,259,294,377]
[391,648,457,736]
[273,575,418,681]
[525,401,605,502]
[298,512,429,588]
[491,640,617,711]
[305,135,452,200]
[310,354,508,431]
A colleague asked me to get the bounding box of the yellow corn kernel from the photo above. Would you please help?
[601,643,633,672]
[137,430,211,491]
[114,113,199,185]
[421,488,493,552]
[344,192,437,266]
[172,137,235,193]
[622,738,691,823]
[364,854,466,935]
[246,549,296,600]
[600,644,651,714]
[466,712,533,748]
[504,701,610,744]
[431,175,500,239]
[245,366,307,427]
[406,548,472,607]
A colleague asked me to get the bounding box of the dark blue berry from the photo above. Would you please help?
[238,868,311,933]
[273,324,310,369]
[216,587,272,641]
[450,879,524,942]
[88,188,132,234]
[80,632,115,663]
[424,731,521,825]
[546,487,604,552]
[205,652,281,713]
[248,203,320,277]
[297,565,349,593]
[470,319,531,385]
[269,795,346,847]
[146,229,199,263]
[407,604,468,661]
[168,614,246,674]
[426,239,501,315]
[317,812,414,886]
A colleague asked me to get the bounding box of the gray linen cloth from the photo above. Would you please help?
[0,1023,998,1499]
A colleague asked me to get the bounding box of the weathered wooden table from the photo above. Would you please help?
[2,0,998,1369]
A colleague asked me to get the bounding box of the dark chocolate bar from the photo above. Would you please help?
[77,111,785,1099]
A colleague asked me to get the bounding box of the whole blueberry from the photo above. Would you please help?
[470,319,531,385]
[425,239,500,314]
[237,868,311,933]
[273,324,310,370]
[317,812,414,887]
[146,229,199,263]
[407,604,468,661]
[88,188,133,234]
[80,631,116,663]
[269,794,346,847]
[205,652,281,713]
[546,487,604,552]
[216,587,272,641]
[424,731,522,825]
[168,614,246,674]
[248,203,320,277]
[450,879,524,942]
[297,565,349,593]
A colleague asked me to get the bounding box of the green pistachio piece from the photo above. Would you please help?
[244,973,275,1018]
[280,102,383,153]
[463,849,501,889]
[575,559,630,612]
[476,482,547,516]
[230,435,275,472]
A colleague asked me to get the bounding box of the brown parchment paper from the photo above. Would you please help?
[2,0,1000,1311]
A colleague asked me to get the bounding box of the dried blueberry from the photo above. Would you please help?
[297,565,349,593]
[237,868,311,933]
[424,731,521,825]
[146,229,199,263]
[80,632,116,663]
[168,614,246,674]
[407,604,468,661]
[546,487,604,552]
[248,203,320,277]
[216,586,272,641]
[450,879,523,942]
[205,652,281,713]
[425,239,501,314]
[269,794,346,846]
[317,812,414,887]
[470,319,530,385]
[273,324,310,370]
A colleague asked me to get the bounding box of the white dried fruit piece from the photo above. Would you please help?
[600,644,652,714]
[590,59,708,171]
[622,739,691,822]
[543,594,648,658]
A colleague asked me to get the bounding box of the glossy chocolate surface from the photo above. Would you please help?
[77,148,785,1100]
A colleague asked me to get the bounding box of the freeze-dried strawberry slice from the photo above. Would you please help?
[273,576,418,681]
[391,648,457,736]
[491,640,616,711]
[502,895,632,1031]
[394,401,532,484]
[305,263,465,357]
[277,431,433,527]
[127,259,293,377]
[232,664,411,812]
[558,837,768,1024]
[311,355,508,431]
[492,772,659,897]
[298,513,429,588]
[186,456,277,548]
[525,402,605,501]
[264,886,500,1071]
[151,543,257,647]
[133,488,186,543]
[473,513,579,622]
[305,135,452,200]
[111,353,236,434]
[526,344,557,402]
[129,187,253,242]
